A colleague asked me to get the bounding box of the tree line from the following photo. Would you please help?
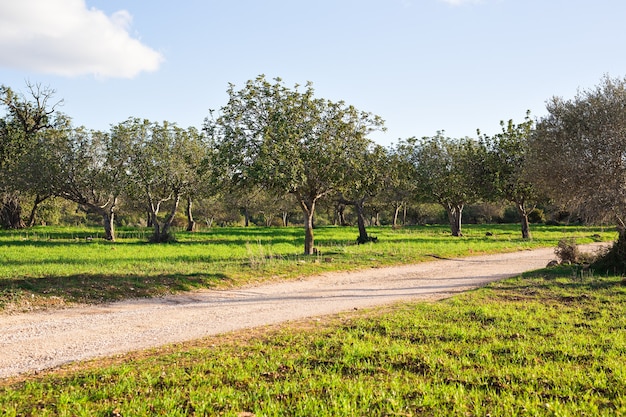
[1,74,625,256]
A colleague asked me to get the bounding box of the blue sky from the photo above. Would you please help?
[1,0,625,146]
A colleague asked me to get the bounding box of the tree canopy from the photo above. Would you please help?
[479,112,537,239]
[531,75,626,228]
[398,133,481,236]
[207,75,385,254]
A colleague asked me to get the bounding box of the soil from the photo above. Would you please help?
[0,244,607,379]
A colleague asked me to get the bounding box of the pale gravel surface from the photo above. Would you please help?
[0,244,607,379]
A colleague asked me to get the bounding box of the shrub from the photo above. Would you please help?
[528,208,545,224]
[555,238,580,264]
[592,231,626,273]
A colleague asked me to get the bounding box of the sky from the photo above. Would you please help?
[1,0,625,146]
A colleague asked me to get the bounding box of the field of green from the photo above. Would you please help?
[1,224,625,416]
[0,224,615,312]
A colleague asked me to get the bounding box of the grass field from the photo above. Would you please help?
[0,223,616,312]
[1,257,625,415]
[1,224,624,416]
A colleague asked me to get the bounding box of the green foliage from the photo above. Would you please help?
[592,231,626,274]
[207,75,385,254]
[397,133,483,236]
[532,75,626,227]
[2,263,625,415]
[478,111,538,239]
[528,207,545,224]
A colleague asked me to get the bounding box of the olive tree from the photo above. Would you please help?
[207,75,384,254]
[531,75,626,258]
[384,144,419,227]
[399,133,481,236]
[119,118,206,243]
[478,112,537,239]
[337,144,388,243]
[45,126,125,240]
[0,83,61,228]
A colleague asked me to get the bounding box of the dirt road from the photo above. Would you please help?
[0,246,600,379]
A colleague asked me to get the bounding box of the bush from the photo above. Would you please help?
[555,237,605,267]
[555,238,581,264]
[528,208,545,224]
[502,206,519,224]
[592,231,626,273]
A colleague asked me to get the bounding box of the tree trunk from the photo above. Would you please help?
[516,202,532,240]
[298,197,316,255]
[27,194,51,227]
[335,203,347,226]
[304,211,315,255]
[0,193,26,229]
[243,207,250,227]
[154,193,181,242]
[393,203,401,228]
[281,211,289,227]
[446,203,464,237]
[186,196,196,232]
[80,201,116,241]
[102,211,115,241]
[355,199,370,244]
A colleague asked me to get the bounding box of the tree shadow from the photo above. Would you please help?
[0,272,230,305]
[487,267,626,304]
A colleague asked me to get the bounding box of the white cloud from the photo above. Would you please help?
[0,0,164,78]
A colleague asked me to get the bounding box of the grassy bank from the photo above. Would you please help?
[0,224,616,312]
[1,265,625,415]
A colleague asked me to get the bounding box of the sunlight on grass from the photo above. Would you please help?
[1,268,625,415]
[0,224,617,311]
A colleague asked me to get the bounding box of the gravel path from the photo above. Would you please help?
[0,245,604,379]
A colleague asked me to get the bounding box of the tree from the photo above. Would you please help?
[121,119,205,243]
[0,83,61,228]
[181,129,213,232]
[531,75,626,262]
[39,124,126,241]
[207,75,385,254]
[478,112,538,239]
[337,144,388,243]
[384,145,419,227]
[399,133,481,236]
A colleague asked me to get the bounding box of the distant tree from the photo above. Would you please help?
[399,133,481,236]
[337,144,387,243]
[181,130,213,232]
[120,118,205,242]
[218,183,262,227]
[385,144,419,227]
[478,112,538,239]
[207,75,384,254]
[254,187,298,227]
[531,75,626,264]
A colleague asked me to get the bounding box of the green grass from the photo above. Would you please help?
[1,265,625,416]
[0,224,616,312]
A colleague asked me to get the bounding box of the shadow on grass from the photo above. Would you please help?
[488,266,626,304]
[0,272,230,305]
[0,236,306,248]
